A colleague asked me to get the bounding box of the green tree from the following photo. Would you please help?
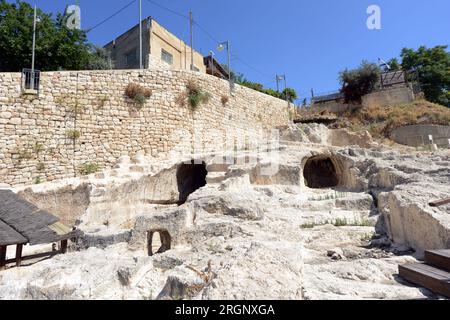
[0,1,111,72]
[400,46,450,107]
[281,88,298,103]
[87,46,113,70]
[387,58,401,71]
[339,61,381,103]
[221,64,245,83]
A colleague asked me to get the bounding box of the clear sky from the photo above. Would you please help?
[12,0,450,101]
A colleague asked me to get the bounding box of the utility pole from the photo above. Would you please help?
[209,51,215,77]
[276,74,286,93]
[218,41,231,92]
[189,11,194,71]
[227,41,231,89]
[31,5,37,89]
[139,0,143,69]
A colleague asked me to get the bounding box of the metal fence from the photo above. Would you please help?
[21,69,40,94]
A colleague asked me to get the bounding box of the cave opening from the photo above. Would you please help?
[303,156,339,189]
[147,230,171,256]
[176,161,207,204]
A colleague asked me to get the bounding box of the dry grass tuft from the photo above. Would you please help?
[221,95,229,106]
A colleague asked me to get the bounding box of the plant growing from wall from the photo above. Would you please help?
[186,80,211,110]
[34,176,42,185]
[33,142,44,154]
[98,95,109,109]
[79,162,100,176]
[18,149,33,161]
[221,95,229,106]
[66,129,81,140]
[125,83,152,107]
[36,162,45,171]
[69,102,86,115]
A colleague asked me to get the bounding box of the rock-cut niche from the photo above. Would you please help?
[303,156,339,189]
[176,161,207,204]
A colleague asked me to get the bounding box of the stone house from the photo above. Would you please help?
[104,17,206,73]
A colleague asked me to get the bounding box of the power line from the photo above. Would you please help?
[94,0,279,87]
[231,54,273,80]
[144,0,275,83]
[145,0,189,19]
[193,21,220,45]
[87,0,137,33]
[193,18,274,81]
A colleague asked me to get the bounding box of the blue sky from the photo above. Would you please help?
[12,0,450,101]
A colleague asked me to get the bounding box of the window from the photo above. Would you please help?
[161,49,173,65]
[126,49,137,67]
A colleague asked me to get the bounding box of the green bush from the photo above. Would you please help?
[133,93,147,106]
[66,129,81,139]
[339,61,381,103]
[79,162,99,176]
[33,143,44,154]
[186,80,211,110]
[125,83,152,107]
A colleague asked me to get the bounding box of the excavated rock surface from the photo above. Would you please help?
[1,124,448,300]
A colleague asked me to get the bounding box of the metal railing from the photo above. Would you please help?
[21,68,40,94]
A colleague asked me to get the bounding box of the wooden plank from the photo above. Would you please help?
[399,263,450,298]
[0,245,6,270]
[425,250,450,272]
[429,198,450,207]
[0,219,27,246]
[15,244,23,267]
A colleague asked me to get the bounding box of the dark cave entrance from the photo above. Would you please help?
[147,230,171,256]
[176,161,207,204]
[303,156,339,189]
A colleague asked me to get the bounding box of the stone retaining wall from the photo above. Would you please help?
[0,69,289,186]
[390,125,450,147]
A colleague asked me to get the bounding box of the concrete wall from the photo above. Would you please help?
[310,100,358,114]
[104,18,206,73]
[390,125,450,147]
[149,20,206,73]
[362,87,415,109]
[310,87,415,115]
[0,69,290,186]
[104,18,151,70]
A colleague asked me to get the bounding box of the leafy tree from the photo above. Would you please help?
[0,0,111,72]
[221,64,245,83]
[87,46,113,70]
[386,58,401,71]
[339,61,381,103]
[400,46,450,107]
[281,88,297,102]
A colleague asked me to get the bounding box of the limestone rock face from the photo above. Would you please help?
[1,124,449,300]
[191,191,266,221]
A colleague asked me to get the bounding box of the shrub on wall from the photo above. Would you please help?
[186,80,211,110]
[125,83,152,107]
[221,95,230,106]
[66,129,81,140]
[79,162,99,176]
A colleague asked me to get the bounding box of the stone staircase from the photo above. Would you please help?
[399,250,450,298]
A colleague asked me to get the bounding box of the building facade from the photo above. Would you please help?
[104,17,206,73]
